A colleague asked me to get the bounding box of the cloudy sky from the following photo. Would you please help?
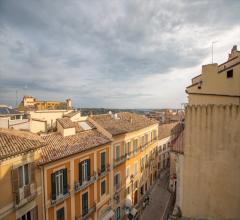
[0,0,239,108]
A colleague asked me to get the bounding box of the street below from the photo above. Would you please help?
[140,171,171,220]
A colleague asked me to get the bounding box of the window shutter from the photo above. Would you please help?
[87,159,91,181]
[12,168,20,205]
[63,168,68,194]
[30,163,36,183]
[79,162,83,185]
[12,168,19,193]
[51,173,56,200]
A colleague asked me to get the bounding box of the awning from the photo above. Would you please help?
[101,210,114,220]
[130,208,138,216]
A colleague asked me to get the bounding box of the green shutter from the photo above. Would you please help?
[87,159,91,181]
[63,169,67,194]
[51,173,56,200]
[79,162,83,185]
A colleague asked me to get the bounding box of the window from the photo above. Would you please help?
[140,185,144,195]
[57,207,65,220]
[101,180,106,196]
[18,164,29,187]
[163,144,166,151]
[79,159,90,185]
[115,207,121,220]
[115,145,120,161]
[56,171,63,197]
[141,136,145,146]
[126,167,130,179]
[82,192,88,216]
[100,152,106,172]
[133,139,138,153]
[19,207,38,220]
[145,134,148,144]
[126,186,130,195]
[114,173,120,190]
[125,142,131,155]
[153,130,157,140]
[51,169,67,200]
[141,157,145,170]
[227,69,233,78]
[134,163,138,176]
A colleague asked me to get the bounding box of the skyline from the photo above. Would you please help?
[0,0,240,108]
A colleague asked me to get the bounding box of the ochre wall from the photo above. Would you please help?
[181,105,240,219]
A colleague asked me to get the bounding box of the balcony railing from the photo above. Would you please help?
[114,183,121,192]
[75,175,96,193]
[114,155,126,167]
[51,186,70,205]
[15,183,37,208]
[76,202,96,220]
[98,164,110,177]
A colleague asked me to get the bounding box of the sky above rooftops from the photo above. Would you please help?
[0,0,240,108]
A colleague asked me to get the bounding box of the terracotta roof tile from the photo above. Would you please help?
[0,128,45,160]
[90,112,158,136]
[158,122,178,140]
[57,118,76,129]
[64,111,80,118]
[39,130,110,165]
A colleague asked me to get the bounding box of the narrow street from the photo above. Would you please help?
[140,171,171,220]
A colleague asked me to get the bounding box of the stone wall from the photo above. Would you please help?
[181,104,240,219]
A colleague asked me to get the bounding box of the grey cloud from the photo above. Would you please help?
[0,0,240,107]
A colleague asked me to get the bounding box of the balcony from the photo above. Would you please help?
[75,175,96,193]
[114,155,126,167]
[125,152,132,160]
[98,164,110,178]
[15,183,37,208]
[51,187,70,206]
[76,202,96,220]
[114,183,121,193]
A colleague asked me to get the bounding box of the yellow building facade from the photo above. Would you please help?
[0,129,45,220]
[90,112,160,219]
[38,117,112,220]
[19,96,72,111]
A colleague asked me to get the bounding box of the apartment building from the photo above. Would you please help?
[38,117,112,220]
[158,122,178,173]
[89,112,160,220]
[177,46,240,219]
[0,128,45,220]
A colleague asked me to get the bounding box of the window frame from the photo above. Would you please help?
[115,144,121,161]
[100,179,106,196]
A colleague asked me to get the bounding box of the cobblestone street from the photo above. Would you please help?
[140,171,171,220]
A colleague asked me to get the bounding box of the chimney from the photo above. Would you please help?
[229,45,238,60]
[232,45,237,53]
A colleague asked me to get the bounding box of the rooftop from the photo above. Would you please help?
[57,117,76,129]
[39,129,110,165]
[64,111,80,118]
[0,128,45,160]
[158,122,178,140]
[90,112,158,136]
